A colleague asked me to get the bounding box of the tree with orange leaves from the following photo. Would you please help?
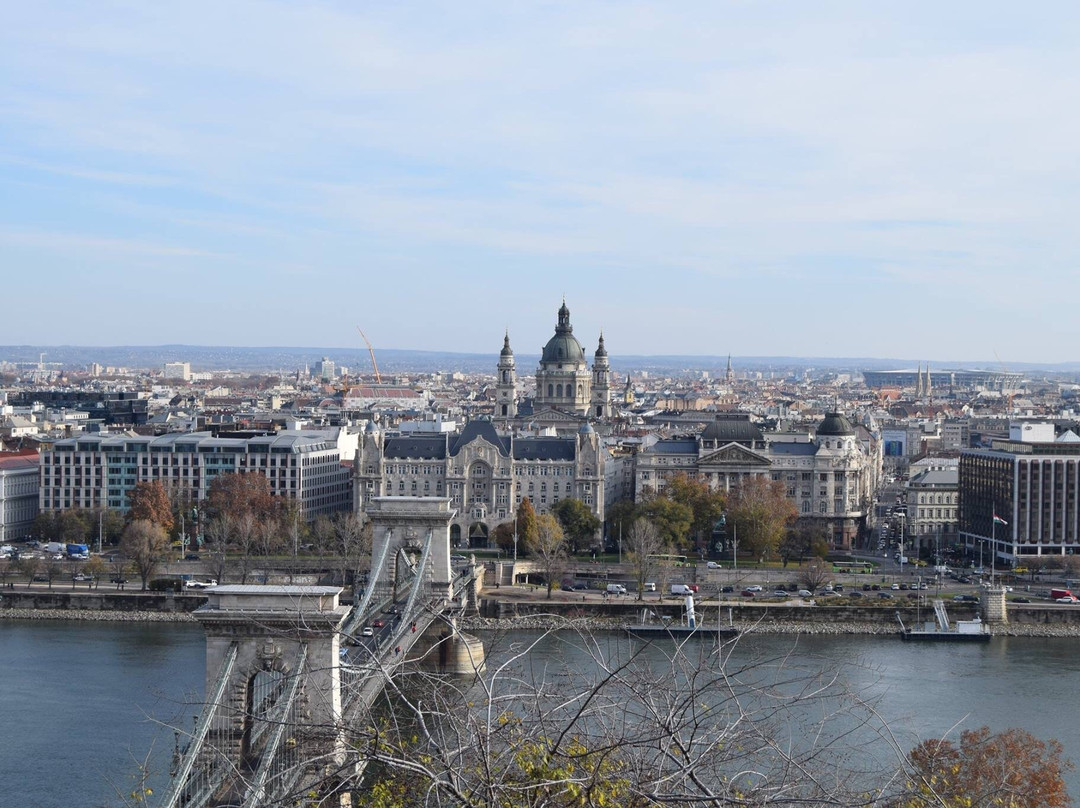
[907,725,1073,807]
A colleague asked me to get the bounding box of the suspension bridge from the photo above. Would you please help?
[158,497,483,808]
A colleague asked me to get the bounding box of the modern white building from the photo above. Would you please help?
[40,429,356,520]
[163,362,192,381]
[0,452,39,541]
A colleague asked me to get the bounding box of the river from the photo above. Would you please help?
[1,621,1078,806]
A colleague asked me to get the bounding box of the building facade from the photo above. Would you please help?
[40,430,354,520]
[959,424,1080,565]
[635,413,877,550]
[0,452,39,542]
[906,461,959,554]
[354,418,606,548]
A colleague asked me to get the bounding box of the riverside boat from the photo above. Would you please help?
[896,599,990,642]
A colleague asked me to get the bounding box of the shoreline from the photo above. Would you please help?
[1,608,196,622]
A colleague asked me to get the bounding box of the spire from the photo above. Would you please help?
[924,363,932,399]
[915,364,924,398]
[595,331,607,358]
[725,353,734,383]
[557,299,571,332]
[500,329,513,357]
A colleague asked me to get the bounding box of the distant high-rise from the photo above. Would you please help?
[163,361,191,381]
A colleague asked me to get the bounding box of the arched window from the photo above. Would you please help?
[556,384,563,398]
[548,384,554,397]
[577,383,583,397]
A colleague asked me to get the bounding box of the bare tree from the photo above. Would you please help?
[624,517,666,601]
[331,511,370,592]
[19,555,40,589]
[799,558,832,593]
[120,519,169,591]
[230,512,259,584]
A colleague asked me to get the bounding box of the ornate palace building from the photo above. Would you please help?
[634,412,878,551]
[354,418,605,548]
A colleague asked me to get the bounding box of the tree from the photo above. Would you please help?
[127,481,174,533]
[207,471,277,524]
[726,476,798,560]
[907,726,1073,807]
[492,521,516,556]
[799,558,832,593]
[605,498,637,552]
[85,555,106,589]
[121,519,169,591]
[43,556,62,589]
[30,511,57,542]
[780,523,829,567]
[17,555,39,589]
[530,513,567,598]
[636,490,693,552]
[515,497,539,556]
[551,498,601,555]
[57,509,91,543]
[623,517,668,601]
[663,473,726,554]
[329,511,370,590]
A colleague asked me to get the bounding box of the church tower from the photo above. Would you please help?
[495,331,517,420]
[623,374,634,406]
[590,332,611,419]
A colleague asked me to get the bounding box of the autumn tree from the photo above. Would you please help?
[663,473,726,554]
[531,513,567,598]
[206,471,277,524]
[57,509,91,543]
[780,522,829,567]
[551,498,601,555]
[726,476,798,560]
[623,517,668,601]
[907,726,1073,808]
[515,497,539,556]
[120,519,170,590]
[127,481,174,533]
[636,489,694,552]
[85,555,106,589]
[799,558,832,593]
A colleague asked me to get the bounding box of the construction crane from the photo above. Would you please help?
[993,350,1015,415]
[357,326,382,384]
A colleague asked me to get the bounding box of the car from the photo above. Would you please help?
[745,585,763,592]
[771,590,789,598]
[371,619,386,628]
[1012,597,1031,604]
[184,579,218,589]
[878,592,893,599]
[798,589,813,598]
[871,584,880,591]
[862,583,872,591]
[361,627,375,637]
[891,583,901,590]
[816,590,839,598]
[706,561,721,569]
[109,576,129,584]
[72,573,93,581]
[849,591,864,599]
[1056,596,1079,603]
[741,589,756,597]
[450,554,468,565]
[720,585,734,593]
[184,553,201,561]
[899,583,909,590]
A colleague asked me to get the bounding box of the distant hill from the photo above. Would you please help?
[1,344,1078,376]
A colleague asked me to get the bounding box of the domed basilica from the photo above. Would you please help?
[496,300,611,422]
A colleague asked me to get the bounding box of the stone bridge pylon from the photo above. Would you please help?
[365,497,456,604]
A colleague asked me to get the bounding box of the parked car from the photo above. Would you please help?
[878,592,893,599]
[862,583,872,591]
[706,561,721,569]
[109,576,129,584]
[183,553,201,561]
[891,583,901,590]
[798,589,813,598]
[771,590,789,598]
[72,573,93,581]
[450,554,468,565]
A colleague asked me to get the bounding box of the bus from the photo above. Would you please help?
[648,554,689,567]
[831,561,874,574]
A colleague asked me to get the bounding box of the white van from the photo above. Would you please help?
[670,584,694,596]
[642,582,656,592]
[606,583,627,595]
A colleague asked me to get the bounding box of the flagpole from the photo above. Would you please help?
[991,502,996,585]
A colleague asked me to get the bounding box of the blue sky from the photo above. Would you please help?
[3,2,1080,363]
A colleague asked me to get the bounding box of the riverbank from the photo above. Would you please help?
[0,607,196,622]
[460,614,1080,637]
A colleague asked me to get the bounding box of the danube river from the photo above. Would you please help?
[2,620,1079,807]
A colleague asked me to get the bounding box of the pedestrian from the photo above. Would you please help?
[394,646,401,656]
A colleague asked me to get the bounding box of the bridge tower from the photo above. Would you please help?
[162,586,351,807]
[366,497,455,603]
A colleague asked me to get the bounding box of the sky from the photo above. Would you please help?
[3,2,1080,363]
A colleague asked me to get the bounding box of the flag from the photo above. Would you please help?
[993,514,1008,526]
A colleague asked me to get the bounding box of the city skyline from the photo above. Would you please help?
[4,4,1080,362]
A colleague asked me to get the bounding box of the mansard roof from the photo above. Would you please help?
[449,419,511,456]
[700,413,763,444]
[769,442,819,456]
[512,438,576,461]
[383,436,448,460]
[650,439,699,455]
